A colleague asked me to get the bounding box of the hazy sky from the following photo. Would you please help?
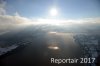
[0,0,100,31]
[5,0,100,19]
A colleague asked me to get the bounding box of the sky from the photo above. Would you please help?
[0,0,100,27]
[4,0,100,19]
[0,0,100,32]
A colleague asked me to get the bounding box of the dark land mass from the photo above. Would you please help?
[0,24,99,66]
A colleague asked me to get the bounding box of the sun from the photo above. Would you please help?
[50,8,58,16]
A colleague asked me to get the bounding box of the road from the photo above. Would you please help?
[0,25,84,66]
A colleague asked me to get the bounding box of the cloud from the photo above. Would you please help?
[0,15,30,24]
[58,17,100,25]
[0,7,32,32]
[0,0,6,15]
[0,14,100,32]
[83,18,100,23]
[0,14,34,32]
[36,17,100,25]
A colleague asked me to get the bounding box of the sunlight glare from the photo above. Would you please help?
[50,8,58,16]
